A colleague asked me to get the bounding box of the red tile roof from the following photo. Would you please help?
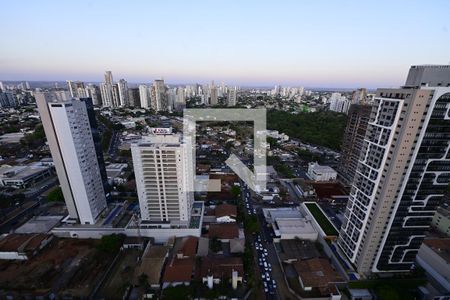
[179,236,198,257]
[215,204,237,218]
[209,223,239,240]
[199,256,243,278]
[163,257,195,283]
[293,258,342,291]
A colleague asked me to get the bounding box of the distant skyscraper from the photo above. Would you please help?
[337,103,372,186]
[67,80,87,98]
[25,81,30,90]
[175,87,186,111]
[227,87,237,106]
[0,81,4,92]
[117,79,129,107]
[338,66,450,276]
[351,88,367,104]
[151,79,168,111]
[36,93,108,224]
[85,84,102,106]
[0,91,17,108]
[139,84,151,109]
[405,65,450,87]
[329,93,350,113]
[104,71,113,85]
[128,88,140,107]
[112,83,120,108]
[210,81,218,106]
[131,133,194,226]
[100,71,115,108]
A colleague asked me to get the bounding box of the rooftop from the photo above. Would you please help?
[198,256,244,278]
[275,218,317,235]
[215,204,237,218]
[293,257,343,291]
[279,239,320,261]
[423,238,450,263]
[163,257,195,283]
[208,223,239,240]
[15,216,63,234]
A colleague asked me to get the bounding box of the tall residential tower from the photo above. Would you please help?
[131,133,194,226]
[337,66,450,275]
[36,93,108,224]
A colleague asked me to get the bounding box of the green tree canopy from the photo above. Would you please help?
[47,187,64,202]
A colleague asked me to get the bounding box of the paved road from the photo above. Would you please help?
[241,183,280,300]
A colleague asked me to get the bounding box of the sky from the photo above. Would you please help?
[0,0,450,88]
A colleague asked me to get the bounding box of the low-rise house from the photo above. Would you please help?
[176,236,198,258]
[199,256,244,290]
[208,223,240,242]
[293,257,343,297]
[215,204,237,223]
[162,257,195,288]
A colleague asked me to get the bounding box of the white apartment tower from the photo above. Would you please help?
[139,84,151,109]
[36,92,107,224]
[117,79,129,107]
[151,79,169,111]
[338,66,450,276]
[227,87,237,106]
[131,133,194,226]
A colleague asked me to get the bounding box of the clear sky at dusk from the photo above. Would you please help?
[1,0,449,88]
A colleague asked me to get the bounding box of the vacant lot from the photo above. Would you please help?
[0,238,115,298]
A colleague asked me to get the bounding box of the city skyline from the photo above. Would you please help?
[1,0,450,88]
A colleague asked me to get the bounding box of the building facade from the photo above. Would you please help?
[337,104,372,186]
[36,93,107,224]
[337,85,450,275]
[131,133,194,226]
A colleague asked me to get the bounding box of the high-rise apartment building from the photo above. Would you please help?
[210,82,218,106]
[100,71,118,108]
[67,81,87,98]
[175,87,186,111]
[111,84,120,107]
[36,92,108,224]
[85,84,102,106]
[405,65,450,87]
[227,87,237,106]
[337,104,372,186]
[151,79,168,111]
[351,88,367,104]
[139,84,151,109]
[329,92,350,113]
[128,87,140,107]
[117,79,129,107]
[338,66,450,276]
[131,133,194,226]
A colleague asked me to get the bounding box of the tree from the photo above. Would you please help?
[96,234,124,254]
[231,185,241,198]
[210,236,222,252]
[47,187,64,202]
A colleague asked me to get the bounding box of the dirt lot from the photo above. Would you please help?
[0,238,115,298]
[96,249,140,299]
